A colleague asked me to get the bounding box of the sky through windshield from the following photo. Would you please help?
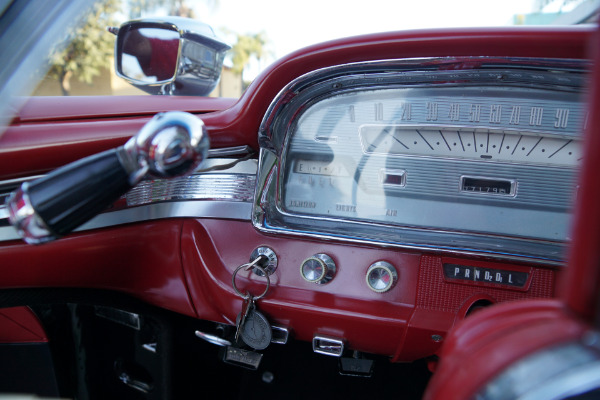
[187,0,579,79]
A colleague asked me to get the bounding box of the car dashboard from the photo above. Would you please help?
[0,27,593,382]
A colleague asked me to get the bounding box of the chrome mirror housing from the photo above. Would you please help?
[112,16,230,96]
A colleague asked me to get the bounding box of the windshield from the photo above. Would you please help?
[10,0,594,101]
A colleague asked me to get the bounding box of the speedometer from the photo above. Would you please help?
[255,58,587,263]
[360,126,579,167]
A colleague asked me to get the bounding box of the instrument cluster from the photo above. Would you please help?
[254,58,587,264]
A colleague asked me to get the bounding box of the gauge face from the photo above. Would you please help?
[254,60,588,262]
[282,86,583,242]
[360,125,580,167]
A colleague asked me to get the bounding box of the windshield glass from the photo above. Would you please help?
[14,0,598,99]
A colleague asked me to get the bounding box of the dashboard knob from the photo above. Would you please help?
[366,261,398,293]
[300,253,336,284]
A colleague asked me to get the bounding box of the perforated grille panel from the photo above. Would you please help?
[417,255,555,313]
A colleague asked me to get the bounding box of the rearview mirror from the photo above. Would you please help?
[112,17,230,96]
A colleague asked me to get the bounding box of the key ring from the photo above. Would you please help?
[232,257,271,300]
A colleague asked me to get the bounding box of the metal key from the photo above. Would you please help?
[231,256,273,350]
[234,294,254,343]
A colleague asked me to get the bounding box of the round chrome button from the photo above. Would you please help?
[300,254,336,284]
[366,261,398,293]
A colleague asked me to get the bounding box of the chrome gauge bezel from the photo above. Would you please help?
[253,57,588,265]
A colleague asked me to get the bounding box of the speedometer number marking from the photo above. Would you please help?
[469,104,481,122]
[509,106,521,125]
[555,108,569,128]
[529,107,544,126]
[489,104,502,124]
[400,103,412,120]
[448,103,460,121]
[426,102,438,121]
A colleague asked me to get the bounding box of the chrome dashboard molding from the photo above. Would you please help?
[207,145,253,158]
[253,57,588,265]
[125,158,257,207]
[0,158,256,242]
[0,148,251,204]
[258,57,587,152]
[0,175,45,189]
[0,199,252,242]
[126,174,256,206]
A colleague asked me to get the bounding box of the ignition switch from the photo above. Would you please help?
[249,246,278,276]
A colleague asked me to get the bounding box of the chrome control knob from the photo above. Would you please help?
[366,261,398,293]
[122,111,209,181]
[300,253,336,284]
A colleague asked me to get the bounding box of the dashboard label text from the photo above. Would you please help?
[443,263,529,288]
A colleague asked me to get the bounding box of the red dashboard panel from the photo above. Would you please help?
[14,96,237,123]
[0,96,237,180]
[179,219,555,361]
[0,217,557,361]
[0,220,196,317]
[0,26,587,365]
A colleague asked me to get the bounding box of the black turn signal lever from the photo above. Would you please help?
[6,111,209,244]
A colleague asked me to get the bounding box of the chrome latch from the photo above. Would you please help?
[312,335,345,357]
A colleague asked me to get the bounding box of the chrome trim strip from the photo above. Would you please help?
[196,158,257,173]
[256,214,565,266]
[195,330,232,347]
[126,174,256,207]
[208,145,253,158]
[0,175,45,189]
[0,157,257,242]
[0,200,252,242]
